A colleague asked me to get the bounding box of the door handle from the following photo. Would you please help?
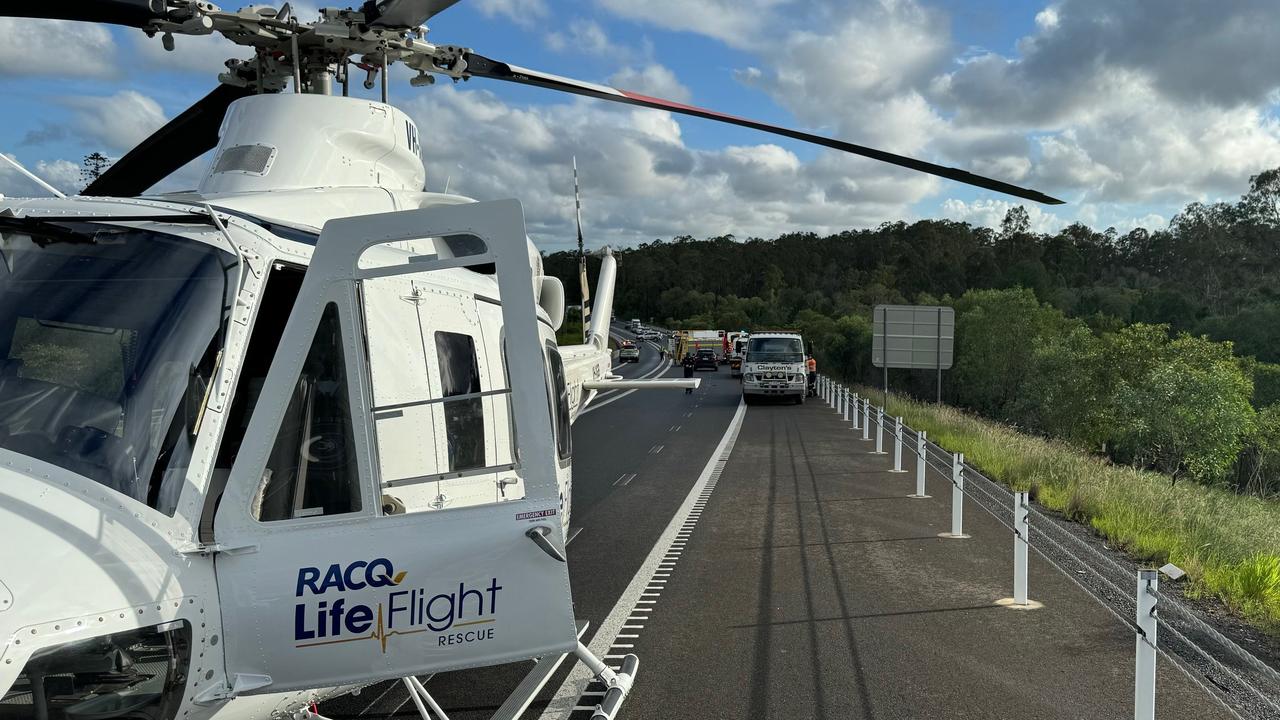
[526,526,566,563]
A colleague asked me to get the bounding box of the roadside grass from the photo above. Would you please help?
[860,386,1280,635]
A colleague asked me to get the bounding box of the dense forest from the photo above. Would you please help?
[544,170,1280,497]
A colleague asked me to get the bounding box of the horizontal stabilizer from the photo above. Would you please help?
[583,378,700,391]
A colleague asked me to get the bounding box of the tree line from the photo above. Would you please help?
[544,170,1280,496]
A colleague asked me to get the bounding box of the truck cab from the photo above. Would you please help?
[741,332,808,404]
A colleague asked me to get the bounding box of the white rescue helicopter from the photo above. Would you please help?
[0,2,1063,719]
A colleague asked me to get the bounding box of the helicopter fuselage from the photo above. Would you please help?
[0,181,603,719]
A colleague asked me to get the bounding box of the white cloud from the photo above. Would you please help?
[926,0,1280,205]
[400,85,932,250]
[593,0,791,49]
[130,30,253,75]
[940,197,1169,236]
[0,155,81,198]
[473,0,549,27]
[0,18,117,78]
[1033,6,1059,31]
[545,19,612,56]
[940,197,1065,234]
[733,0,951,151]
[66,91,168,154]
[608,64,692,103]
[34,159,84,195]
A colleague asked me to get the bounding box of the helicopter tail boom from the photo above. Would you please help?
[586,249,615,353]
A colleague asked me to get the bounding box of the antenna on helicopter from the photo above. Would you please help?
[574,156,591,344]
[0,153,66,198]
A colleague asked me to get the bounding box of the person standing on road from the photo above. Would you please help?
[682,353,696,394]
[806,354,818,397]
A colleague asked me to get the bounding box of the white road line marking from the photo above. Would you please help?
[648,444,664,455]
[612,474,628,487]
[540,397,748,720]
[621,473,638,486]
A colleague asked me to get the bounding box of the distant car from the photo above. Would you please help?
[619,343,640,363]
[695,349,718,370]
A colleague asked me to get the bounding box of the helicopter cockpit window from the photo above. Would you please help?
[0,620,191,720]
[436,331,485,471]
[545,342,572,463]
[254,302,362,521]
[0,221,233,515]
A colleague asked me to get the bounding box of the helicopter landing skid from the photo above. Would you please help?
[488,620,594,720]
[572,641,639,720]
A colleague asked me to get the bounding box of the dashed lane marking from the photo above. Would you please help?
[648,444,664,455]
[539,397,748,720]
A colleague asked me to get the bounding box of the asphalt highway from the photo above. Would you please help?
[324,326,1236,720]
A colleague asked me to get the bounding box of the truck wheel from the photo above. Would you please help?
[743,395,755,406]
[794,394,805,405]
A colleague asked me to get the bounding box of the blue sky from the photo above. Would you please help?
[3,0,1279,250]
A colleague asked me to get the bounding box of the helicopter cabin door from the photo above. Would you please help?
[211,200,577,695]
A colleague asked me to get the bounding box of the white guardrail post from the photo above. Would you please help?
[873,407,886,454]
[1014,491,1029,605]
[891,417,906,472]
[910,429,929,498]
[851,393,860,430]
[1134,570,1158,720]
[842,388,851,422]
[939,452,969,538]
[861,398,871,441]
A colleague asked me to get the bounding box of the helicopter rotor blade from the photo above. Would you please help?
[363,0,462,27]
[83,84,257,197]
[0,0,170,28]
[462,53,1065,205]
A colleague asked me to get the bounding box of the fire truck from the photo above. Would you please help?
[676,329,727,362]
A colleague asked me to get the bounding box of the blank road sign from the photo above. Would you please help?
[872,305,954,369]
